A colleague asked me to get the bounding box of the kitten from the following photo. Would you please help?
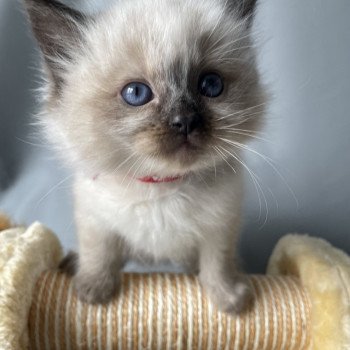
[24,0,265,313]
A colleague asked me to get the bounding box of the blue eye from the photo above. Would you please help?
[199,73,224,98]
[121,82,153,106]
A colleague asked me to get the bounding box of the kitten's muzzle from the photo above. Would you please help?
[170,113,204,136]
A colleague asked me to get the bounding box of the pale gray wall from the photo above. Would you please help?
[0,0,38,189]
[0,0,349,273]
[241,0,350,271]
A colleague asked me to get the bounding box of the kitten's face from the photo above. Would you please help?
[27,0,264,178]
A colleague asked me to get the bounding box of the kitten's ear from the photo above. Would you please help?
[228,0,258,26]
[23,0,88,86]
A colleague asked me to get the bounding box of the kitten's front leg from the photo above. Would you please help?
[199,234,253,314]
[73,222,127,304]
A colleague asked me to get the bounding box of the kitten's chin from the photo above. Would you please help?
[139,153,211,179]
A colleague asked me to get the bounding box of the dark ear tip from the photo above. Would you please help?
[23,0,87,88]
[227,0,258,23]
[240,0,258,18]
[24,0,85,21]
[23,0,58,10]
[24,0,65,8]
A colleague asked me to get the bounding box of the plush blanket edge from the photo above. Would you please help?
[268,234,350,350]
[0,215,62,349]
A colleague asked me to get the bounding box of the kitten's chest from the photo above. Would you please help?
[119,196,201,257]
[76,174,241,259]
[76,181,204,254]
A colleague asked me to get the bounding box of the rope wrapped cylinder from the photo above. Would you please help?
[29,272,311,350]
[2,217,350,349]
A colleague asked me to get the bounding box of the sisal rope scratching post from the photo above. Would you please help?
[1,212,350,349]
[29,272,311,350]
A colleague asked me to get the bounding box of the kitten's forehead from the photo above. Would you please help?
[83,0,248,82]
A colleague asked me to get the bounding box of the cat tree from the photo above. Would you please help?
[0,214,349,349]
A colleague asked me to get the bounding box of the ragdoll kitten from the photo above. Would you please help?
[24,0,265,313]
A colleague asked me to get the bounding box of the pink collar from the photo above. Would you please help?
[137,175,183,184]
[92,174,183,184]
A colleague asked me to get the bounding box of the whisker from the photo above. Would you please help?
[146,154,157,177]
[15,136,48,149]
[218,112,264,129]
[216,103,266,121]
[218,138,299,209]
[122,158,146,197]
[35,174,74,209]
[218,145,268,226]
[266,185,279,214]
[213,146,237,174]
[216,127,266,135]
[112,152,137,174]
[123,155,150,196]
[216,130,272,144]
[120,155,143,188]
